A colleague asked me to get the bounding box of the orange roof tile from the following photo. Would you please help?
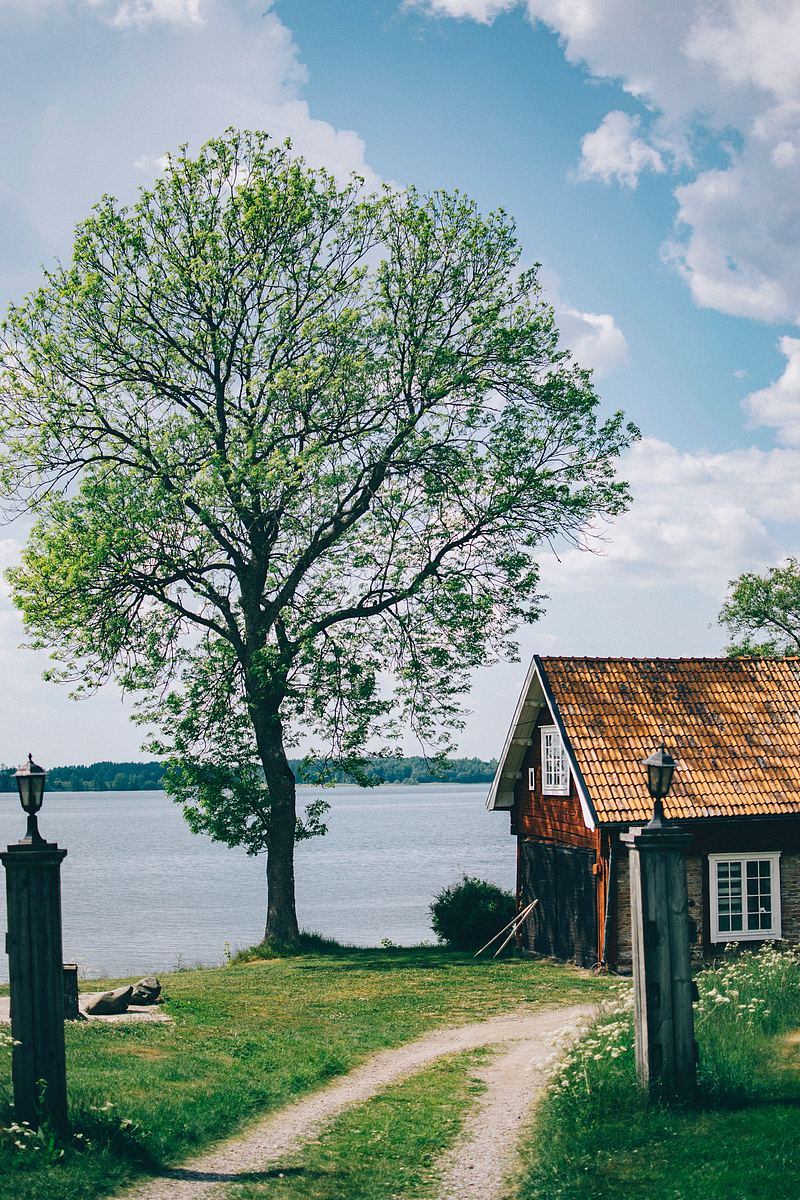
[539,656,800,824]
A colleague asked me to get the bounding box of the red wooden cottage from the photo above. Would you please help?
[488,656,800,969]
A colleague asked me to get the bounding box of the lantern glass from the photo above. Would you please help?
[14,755,47,815]
[641,746,677,801]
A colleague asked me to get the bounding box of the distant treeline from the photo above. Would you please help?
[0,756,497,792]
[0,761,166,792]
[290,756,498,785]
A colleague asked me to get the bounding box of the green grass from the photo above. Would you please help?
[0,944,610,1200]
[519,945,800,1200]
[230,1047,491,1200]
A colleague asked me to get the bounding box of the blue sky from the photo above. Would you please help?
[1,0,800,761]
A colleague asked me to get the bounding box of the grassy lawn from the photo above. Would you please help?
[519,945,800,1200]
[230,1047,491,1200]
[0,944,610,1200]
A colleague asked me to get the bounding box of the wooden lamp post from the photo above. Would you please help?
[1,755,68,1131]
[621,746,697,1101]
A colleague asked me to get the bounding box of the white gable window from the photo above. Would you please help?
[541,726,569,795]
[709,853,781,942]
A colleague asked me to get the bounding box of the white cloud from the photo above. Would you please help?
[87,0,203,25]
[537,266,629,379]
[523,1,716,121]
[407,0,800,326]
[665,103,800,321]
[685,1,800,101]
[133,153,170,173]
[578,110,665,188]
[5,3,380,262]
[537,337,800,600]
[743,336,800,445]
[530,2,800,322]
[0,0,204,21]
[534,332,800,606]
[408,0,515,21]
[556,304,628,377]
[542,437,800,599]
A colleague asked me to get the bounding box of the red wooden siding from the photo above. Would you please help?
[512,705,605,964]
[512,706,594,849]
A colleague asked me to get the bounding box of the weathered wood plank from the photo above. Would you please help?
[621,824,696,1101]
[1,842,68,1130]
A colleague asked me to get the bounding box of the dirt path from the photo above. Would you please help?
[435,1007,587,1200]
[116,1004,591,1200]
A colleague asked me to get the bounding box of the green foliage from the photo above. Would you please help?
[0,128,635,934]
[719,558,800,656]
[520,945,800,1200]
[429,875,516,951]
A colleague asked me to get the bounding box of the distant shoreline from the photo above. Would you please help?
[0,757,498,793]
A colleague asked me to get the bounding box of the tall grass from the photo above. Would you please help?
[520,944,800,1200]
[693,943,800,1100]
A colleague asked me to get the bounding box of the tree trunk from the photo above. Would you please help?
[264,793,300,944]
[252,703,301,946]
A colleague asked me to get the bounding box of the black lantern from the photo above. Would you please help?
[13,754,47,842]
[641,745,677,826]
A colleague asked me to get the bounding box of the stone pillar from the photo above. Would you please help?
[1,839,68,1131]
[620,822,697,1101]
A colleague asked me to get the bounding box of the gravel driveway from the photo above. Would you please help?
[114,1003,592,1200]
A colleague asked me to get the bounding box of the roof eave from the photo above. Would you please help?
[533,654,599,831]
[602,810,800,830]
[486,655,599,834]
[486,657,544,810]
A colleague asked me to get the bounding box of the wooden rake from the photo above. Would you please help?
[473,898,539,958]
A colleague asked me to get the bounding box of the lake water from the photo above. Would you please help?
[0,784,514,981]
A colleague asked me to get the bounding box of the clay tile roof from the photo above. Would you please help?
[539,656,800,824]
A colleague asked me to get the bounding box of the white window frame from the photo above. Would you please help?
[540,726,570,796]
[528,767,536,791]
[708,852,782,943]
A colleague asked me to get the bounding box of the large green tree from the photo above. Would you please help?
[0,131,636,942]
[719,559,800,656]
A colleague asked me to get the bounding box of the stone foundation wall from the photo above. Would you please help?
[613,842,800,969]
[779,853,800,943]
[686,852,704,961]
[613,847,702,969]
[614,845,632,970]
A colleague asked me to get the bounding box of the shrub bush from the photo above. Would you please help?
[430,875,516,951]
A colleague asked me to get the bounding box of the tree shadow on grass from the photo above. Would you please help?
[154,1165,306,1183]
[295,954,461,973]
[695,1089,800,1113]
[236,939,485,972]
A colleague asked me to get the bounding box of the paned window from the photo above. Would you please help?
[709,853,781,942]
[541,726,569,795]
